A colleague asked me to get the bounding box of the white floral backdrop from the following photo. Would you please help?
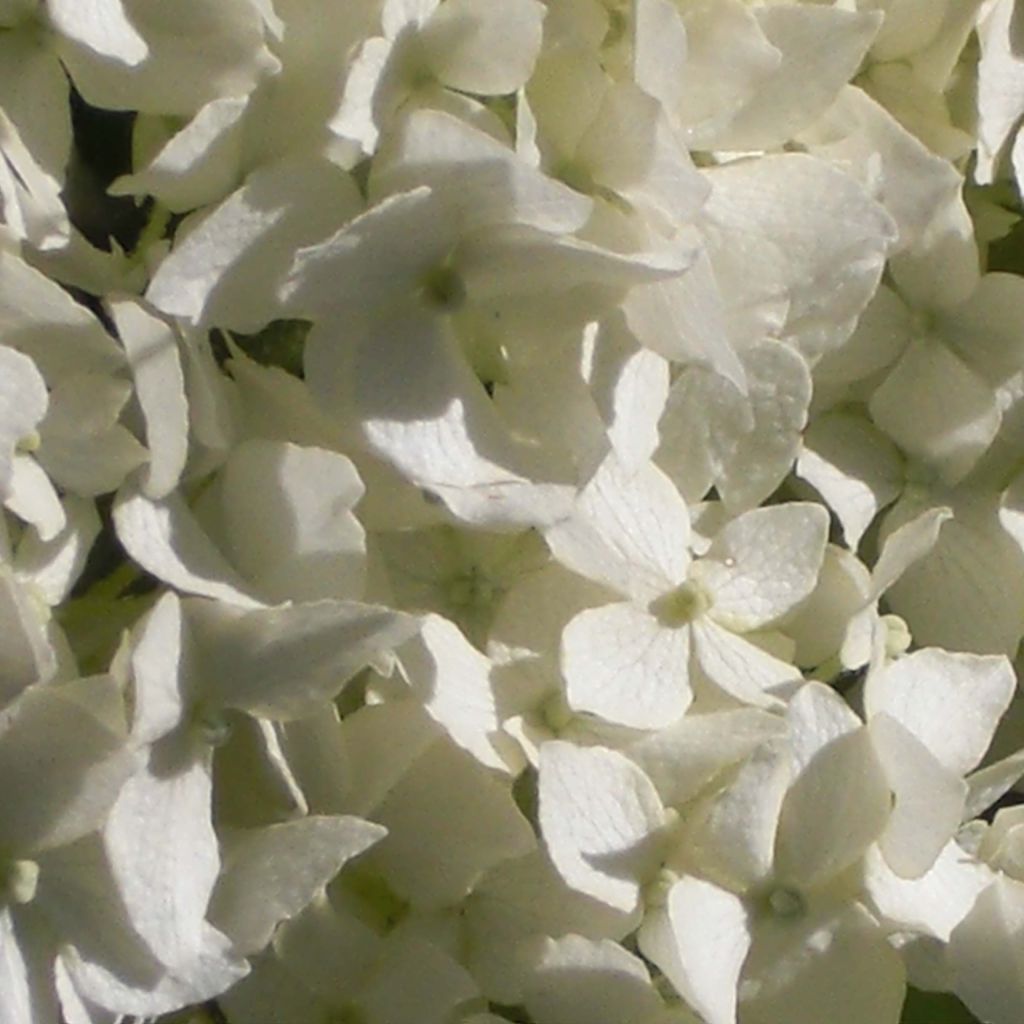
[1,2,1024,1022]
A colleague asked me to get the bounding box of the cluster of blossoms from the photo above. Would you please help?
[8,0,1024,1022]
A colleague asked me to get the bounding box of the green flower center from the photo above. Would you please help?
[649,580,711,627]
[420,264,467,312]
[764,885,806,920]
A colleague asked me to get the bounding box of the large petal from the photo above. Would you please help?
[869,713,966,879]
[113,480,260,607]
[869,338,1002,485]
[742,905,904,1024]
[363,737,535,910]
[796,412,903,551]
[696,503,829,631]
[626,708,786,808]
[690,619,797,709]
[398,613,506,771]
[949,876,1024,1024]
[218,439,367,604]
[47,0,148,65]
[774,725,890,890]
[369,108,592,235]
[864,648,1015,776]
[420,0,544,95]
[103,740,218,971]
[539,741,666,915]
[865,841,992,942]
[687,739,791,892]
[209,815,386,955]
[523,935,667,1024]
[185,598,419,720]
[545,453,690,601]
[713,6,881,151]
[561,603,692,729]
[639,876,751,1024]
[0,677,134,853]
[148,156,361,331]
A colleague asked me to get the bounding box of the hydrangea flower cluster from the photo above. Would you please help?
[6,1,1024,1022]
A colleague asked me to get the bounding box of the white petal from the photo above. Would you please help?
[696,503,829,631]
[148,156,361,331]
[57,0,278,117]
[365,737,535,910]
[742,906,904,1024]
[545,454,690,601]
[689,739,791,891]
[585,316,670,472]
[690,619,795,708]
[539,741,666,915]
[887,495,1024,656]
[714,6,881,150]
[186,598,419,719]
[62,922,247,1017]
[370,108,592,235]
[0,346,46,499]
[0,105,69,250]
[127,592,186,744]
[801,86,961,254]
[0,908,35,1024]
[783,545,871,670]
[209,815,386,955]
[715,341,812,512]
[357,929,480,1024]
[561,603,692,729]
[966,748,1024,821]
[524,935,666,1024]
[6,455,65,541]
[104,742,217,970]
[341,311,574,528]
[219,439,367,603]
[868,504,952,601]
[869,338,1001,484]
[640,877,751,1024]
[109,300,188,500]
[703,155,895,363]
[814,281,910,387]
[398,613,506,770]
[775,724,890,889]
[113,480,260,607]
[865,841,992,941]
[796,412,903,551]
[0,568,55,704]
[869,713,966,878]
[626,708,786,808]
[109,96,247,213]
[13,495,100,607]
[0,677,134,853]
[575,81,709,228]
[864,648,1015,776]
[421,0,544,95]
[949,876,1024,1024]
[785,681,861,777]
[47,0,147,64]
[976,0,1024,183]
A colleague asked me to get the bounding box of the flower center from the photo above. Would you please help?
[765,885,806,920]
[420,264,467,312]
[649,580,711,628]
